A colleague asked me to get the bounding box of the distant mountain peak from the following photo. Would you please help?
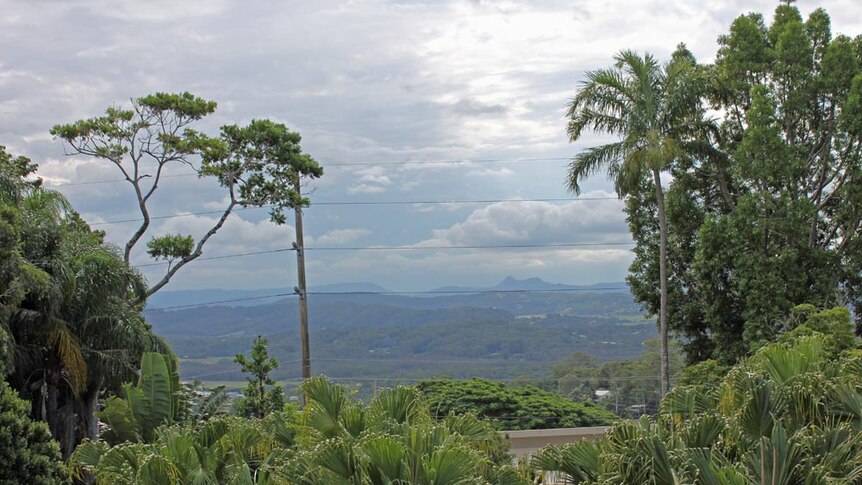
[492,276,565,291]
[503,276,542,283]
[311,282,392,293]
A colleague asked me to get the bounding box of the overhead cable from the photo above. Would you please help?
[47,157,572,188]
[89,196,619,226]
[135,242,634,268]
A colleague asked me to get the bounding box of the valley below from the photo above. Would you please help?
[146,278,656,394]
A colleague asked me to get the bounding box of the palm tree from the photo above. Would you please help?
[565,49,706,396]
[2,177,168,455]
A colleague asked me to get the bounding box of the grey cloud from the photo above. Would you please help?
[2,0,859,291]
[451,98,509,116]
[421,191,629,247]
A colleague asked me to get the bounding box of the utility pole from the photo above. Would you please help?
[293,178,311,386]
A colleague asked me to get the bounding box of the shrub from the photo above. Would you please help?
[0,380,65,484]
[417,378,615,430]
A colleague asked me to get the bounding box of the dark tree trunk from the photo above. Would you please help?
[59,403,75,459]
[45,369,62,445]
[44,367,96,458]
[78,383,101,442]
[653,169,671,397]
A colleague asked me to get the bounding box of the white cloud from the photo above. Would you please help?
[419,191,628,246]
[358,173,392,186]
[466,167,514,177]
[298,192,632,290]
[314,228,371,247]
[307,246,633,291]
[347,183,387,194]
[146,213,293,258]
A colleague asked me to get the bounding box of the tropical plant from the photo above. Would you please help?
[0,148,167,456]
[183,382,231,424]
[285,377,525,485]
[565,46,709,395]
[70,412,296,485]
[98,352,183,445]
[625,3,862,364]
[532,324,862,484]
[70,378,526,484]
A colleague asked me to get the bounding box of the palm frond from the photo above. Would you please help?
[530,441,599,484]
[45,318,87,396]
[567,142,627,194]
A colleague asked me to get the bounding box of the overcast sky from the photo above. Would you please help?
[1,0,859,292]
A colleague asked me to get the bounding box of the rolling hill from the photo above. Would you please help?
[146,277,654,391]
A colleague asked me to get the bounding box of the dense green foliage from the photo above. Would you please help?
[234,336,285,418]
[0,380,66,484]
[532,326,862,483]
[287,377,524,484]
[0,146,167,456]
[71,377,527,484]
[51,94,323,298]
[676,359,727,387]
[416,378,614,430]
[182,381,232,424]
[71,412,296,484]
[625,4,862,363]
[98,352,183,445]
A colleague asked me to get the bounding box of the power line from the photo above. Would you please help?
[136,248,294,267]
[89,196,619,226]
[144,292,297,311]
[46,157,572,188]
[320,197,617,205]
[311,357,560,364]
[306,242,633,251]
[184,357,561,368]
[318,376,669,383]
[142,286,628,312]
[49,172,198,187]
[135,242,634,268]
[324,156,571,167]
[310,287,626,295]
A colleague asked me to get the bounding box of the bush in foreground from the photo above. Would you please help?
[0,380,66,484]
[72,377,529,484]
[532,332,862,483]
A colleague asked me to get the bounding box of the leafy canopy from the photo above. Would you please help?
[417,378,614,430]
[624,3,862,363]
[51,94,323,298]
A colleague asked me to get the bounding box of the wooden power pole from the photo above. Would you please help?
[293,179,311,384]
